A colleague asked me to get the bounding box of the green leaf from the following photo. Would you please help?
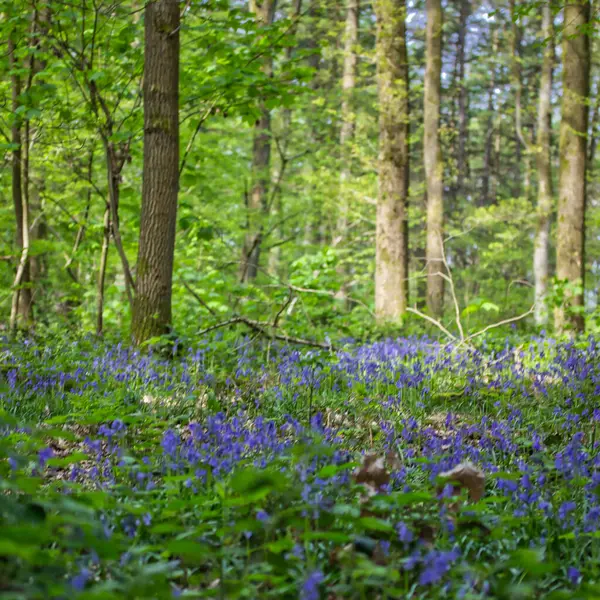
[358,517,394,533]
[303,530,351,543]
[166,540,212,561]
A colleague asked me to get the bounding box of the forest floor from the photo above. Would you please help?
[2,334,600,599]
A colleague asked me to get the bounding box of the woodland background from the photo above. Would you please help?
[0,0,598,342]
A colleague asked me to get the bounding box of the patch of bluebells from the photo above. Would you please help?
[6,335,600,596]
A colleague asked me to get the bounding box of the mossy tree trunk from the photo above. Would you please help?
[424,0,444,319]
[335,0,359,301]
[455,0,469,200]
[8,34,33,330]
[533,5,554,326]
[131,0,180,344]
[555,0,590,334]
[373,0,409,323]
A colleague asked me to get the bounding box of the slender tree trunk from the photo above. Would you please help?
[533,5,554,326]
[29,5,49,293]
[88,84,135,306]
[509,0,532,198]
[481,27,498,206]
[240,0,277,282]
[589,76,600,168]
[455,0,469,199]
[131,0,180,343]
[555,0,590,334]
[308,0,325,247]
[373,0,409,323]
[334,0,359,303]
[492,107,502,201]
[8,35,33,330]
[424,0,444,318]
[66,149,94,285]
[268,0,302,277]
[509,0,523,196]
[105,142,135,307]
[96,203,110,335]
[337,0,359,238]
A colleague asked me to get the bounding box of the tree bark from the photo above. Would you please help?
[131,0,180,343]
[555,0,590,334]
[240,0,278,282]
[268,0,302,276]
[533,5,554,326]
[481,26,498,206]
[373,0,409,323]
[508,0,524,197]
[337,0,359,238]
[29,4,49,293]
[424,0,444,318]
[96,203,110,336]
[335,0,359,302]
[455,0,469,199]
[8,34,33,330]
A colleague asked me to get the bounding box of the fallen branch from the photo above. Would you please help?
[196,316,334,351]
[406,307,458,342]
[462,305,536,345]
[439,236,465,342]
[413,233,536,347]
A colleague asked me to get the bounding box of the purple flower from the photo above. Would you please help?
[301,570,324,600]
[71,567,91,591]
[38,447,54,468]
[418,549,460,586]
[567,566,581,585]
[558,501,577,523]
[396,521,414,546]
[256,509,270,523]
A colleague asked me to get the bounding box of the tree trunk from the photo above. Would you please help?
[373,0,409,323]
[8,34,33,330]
[555,0,590,334]
[131,0,180,343]
[424,0,444,318]
[268,0,302,277]
[96,203,110,336]
[29,5,49,294]
[533,5,554,326]
[337,0,359,237]
[509,0,523,197]
[335,0,359,302]
[455,0,469,199]
[240,0,277,283]
[481,26,498,206]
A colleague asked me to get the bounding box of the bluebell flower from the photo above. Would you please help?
[71,567,91,591]
[396,521,413,546]
[301,570,324,600]
[38,447,54,468]
[567,566,581,585]
[256,509,270,523]
[419,549,460,586]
